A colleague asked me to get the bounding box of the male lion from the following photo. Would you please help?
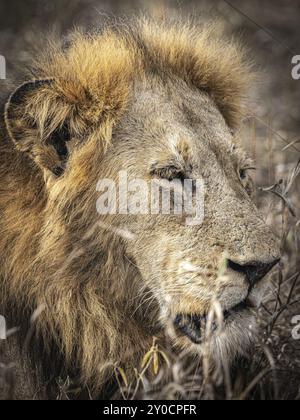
[0,18,280,399]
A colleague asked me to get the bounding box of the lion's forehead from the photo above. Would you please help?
[116,79,237,167]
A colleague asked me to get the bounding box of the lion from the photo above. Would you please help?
[0,18,280,399]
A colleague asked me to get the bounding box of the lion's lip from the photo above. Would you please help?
[174,299,253,344]
[223,299,252,320]
[174,314,203,344]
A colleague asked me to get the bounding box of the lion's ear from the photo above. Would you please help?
[5,79,76,177]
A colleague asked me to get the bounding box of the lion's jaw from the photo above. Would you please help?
[138,258,271,365]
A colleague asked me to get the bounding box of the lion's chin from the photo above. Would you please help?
[210,311,258,364]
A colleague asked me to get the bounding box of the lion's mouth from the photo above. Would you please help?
[223,299,249,320]
[174,299,253,345]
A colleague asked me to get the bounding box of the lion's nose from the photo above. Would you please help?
[227,258,280,286]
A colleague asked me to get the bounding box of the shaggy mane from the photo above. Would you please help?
[30,17,251,131]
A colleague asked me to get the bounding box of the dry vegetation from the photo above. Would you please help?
[0,0,299,400]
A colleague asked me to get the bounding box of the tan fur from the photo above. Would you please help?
[0,18,278,399]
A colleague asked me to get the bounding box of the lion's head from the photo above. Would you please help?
[2,18,280,394]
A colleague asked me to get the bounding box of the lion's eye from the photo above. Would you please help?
[238,166,256,196]
[239,166,256,182]
[239,169,248,181]
[150,165,186,182]
[166,169,186,182]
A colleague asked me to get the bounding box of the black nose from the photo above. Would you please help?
[227,258,280,286]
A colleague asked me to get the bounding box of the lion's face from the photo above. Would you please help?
[4,23,281,373]
[97,78,280,361]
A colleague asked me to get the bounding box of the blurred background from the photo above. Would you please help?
[0,0,299,399]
